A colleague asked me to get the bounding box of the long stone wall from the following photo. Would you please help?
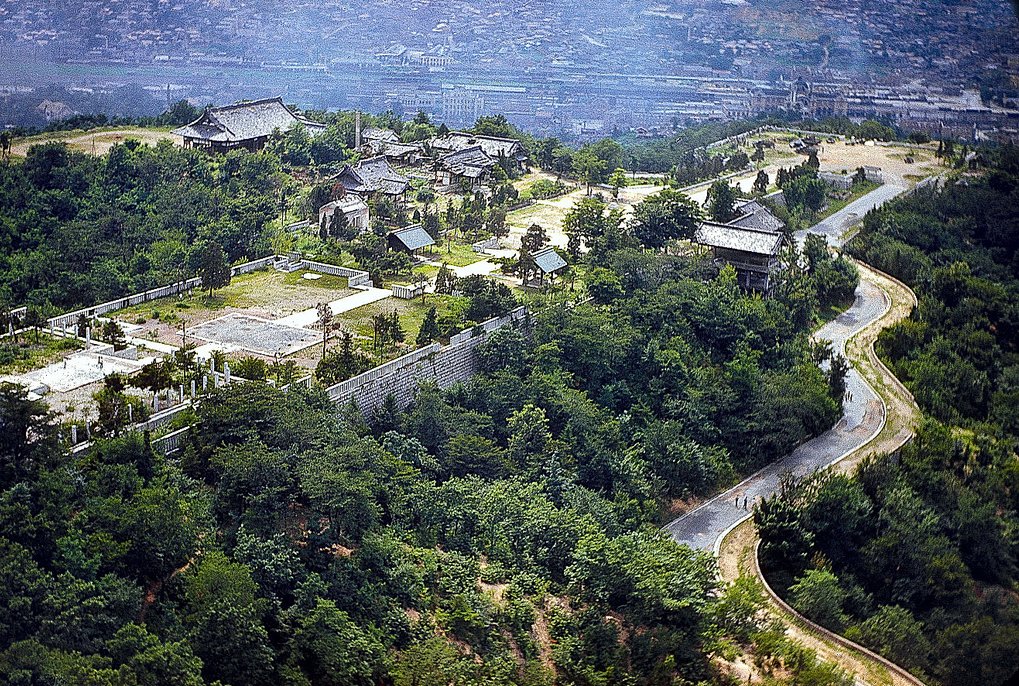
[326,306,529,416]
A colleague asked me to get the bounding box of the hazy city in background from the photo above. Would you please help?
[2,0,1018,138]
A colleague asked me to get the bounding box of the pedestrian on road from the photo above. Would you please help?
[743,496,748,510]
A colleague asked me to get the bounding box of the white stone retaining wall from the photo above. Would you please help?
[471,236,501,252]
[392,284,425,299]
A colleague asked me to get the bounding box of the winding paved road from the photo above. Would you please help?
[795,183,906,247]
[666,184,906,551]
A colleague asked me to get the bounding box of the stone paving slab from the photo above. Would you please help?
[189,313,320,356]
[13,350,147,393]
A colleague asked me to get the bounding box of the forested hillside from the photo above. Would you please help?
[756,148,1019,686]
[0,140,282,312]
[0,238,857,684]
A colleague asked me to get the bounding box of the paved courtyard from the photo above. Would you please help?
[17,351,145,393]
[189,313,320,356]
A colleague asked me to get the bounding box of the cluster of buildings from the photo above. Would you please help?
[749,80,1019,142]
[173,98,529,194]
[3,0,1016,139]
[174,97,530,255]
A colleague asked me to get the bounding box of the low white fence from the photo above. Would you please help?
[285,219,312,233]
[151,426,190,456]
[392,283,425,300]
[45,255,277,331]
[10,255,370,338]
[471,236,501,252]
[298,260,372,288]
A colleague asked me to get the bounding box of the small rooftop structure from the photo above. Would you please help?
[532,247,568,275]
[335,156,410,198]
[362,138,424,164]
[818,171,853,191]
[524,247,568,287]
[388,224,435,254]
[319,195,370,234]
[730,199,784,233]
[362,126,399,144]
[172,97,325,152]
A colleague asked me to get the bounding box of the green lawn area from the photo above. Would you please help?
[818,181,881,219]
[280,271,350,290]
[506,202,550,226]
[433,240,486,267]
[0,334,83,375]
[389,264,441,286]
[335,294,468,346]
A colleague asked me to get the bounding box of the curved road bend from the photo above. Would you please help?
[667,184,905,551]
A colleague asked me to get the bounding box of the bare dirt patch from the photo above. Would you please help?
[10,128,179,157]
[813,140,941,187]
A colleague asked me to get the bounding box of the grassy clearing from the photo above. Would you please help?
[389,264,440,286]
[281,271,350,290]
[0,334,84,375]
[811,181,881,221]
[505,193,582,233]
[335,294,469,345]
[10,127,176,157]
[432,241,486,267]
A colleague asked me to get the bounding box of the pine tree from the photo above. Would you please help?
[434,263,456,295]
[329,209,350,239]
[416,306,441,345]
[389,310,404,343]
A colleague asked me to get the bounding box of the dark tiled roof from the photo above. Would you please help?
[694,222,785,256]
[337,156,410,196]
[731,200,784,232]
[532,247,567,274]
[390,224,435,251]
[364,139,422,159]
[362,126,399,143]
[439,145,496,177]
[432,132,527,160]
[172,97,324,143]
